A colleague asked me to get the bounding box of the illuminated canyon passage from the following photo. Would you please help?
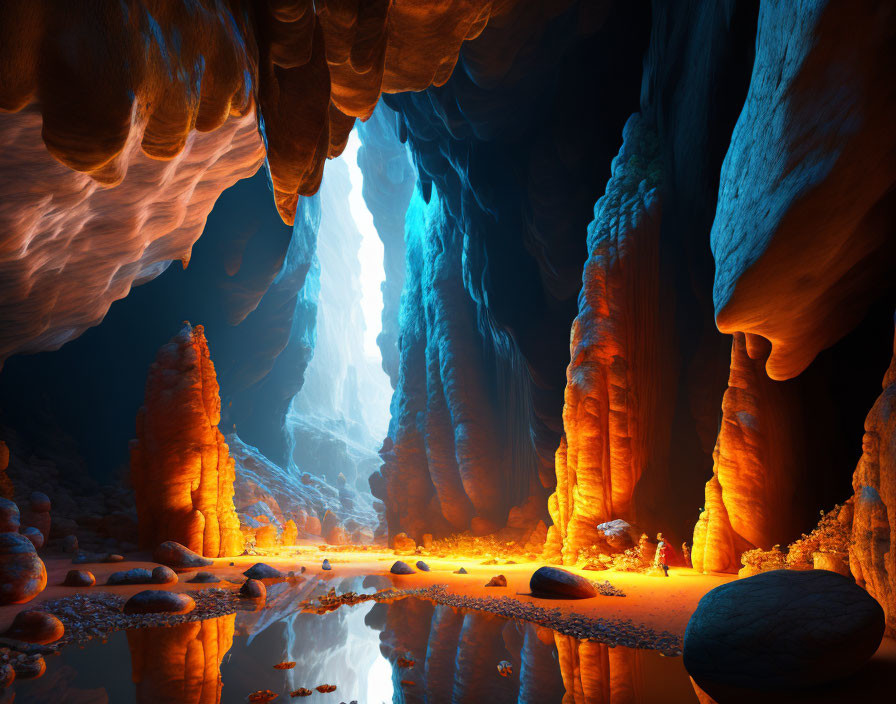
[0,1,894,703]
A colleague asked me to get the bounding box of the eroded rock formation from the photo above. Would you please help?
[711,0,896,381]
[851,313,896,634]
[692,333,802,574]
[0,108,264,361]
[130,323,240,557]
[372,1,650,542]
[127,615,235,704]
[545,114,666,565]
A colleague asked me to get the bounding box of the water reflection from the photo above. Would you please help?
[9,578,698,704]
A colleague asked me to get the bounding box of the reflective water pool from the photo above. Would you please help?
[8,575,700,704]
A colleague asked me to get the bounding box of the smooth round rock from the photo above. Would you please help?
[243,563,283,580]
[28,492,50,513]
[62,569,95,587]
[321,559,332,571]
[62,534,79,554]
[240,578,266,600]
[123,590,195,615]
[187,571,220,583]
[684,569,886,689]
[153,541,213,569]
[530,566,597,599]
[390,560,415,575]
[0,532,47,604]
[20,526,44,550]
[415,560,430,572]
[4,610,64,644]
[0,497,20,532]
[107,568,153,585]
[151,565,178,584]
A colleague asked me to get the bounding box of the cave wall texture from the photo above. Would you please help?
[0,0,893,592]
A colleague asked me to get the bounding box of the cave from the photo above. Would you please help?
[0,1,894,702]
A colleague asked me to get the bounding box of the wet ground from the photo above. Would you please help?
[6,574,699,704]
[3,550,896,703]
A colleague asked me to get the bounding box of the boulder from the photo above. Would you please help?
[107,568,154,585]
[153,541,214,569]
[243,562,283,580]
[22,492,51,542]
[454,567,468,574]
[240,578,266,600]
[485,574,507,587]
[151,565,178,584]
[255,524,277,548]
[392,532,416,552]
[529,566,597,599]
[20,526,44,550]
[325,522,349,545]
[684,569,885,688]
[281,520,298,546]
[123,590,195,615]
[62,569,95,587]
[595,519,635,552]
[0,497,19,532]
[415,560,430,572]
[390,561,415,575]
[0,532,47,604]
[321,559,332,571]
[0,662,13,688]
[187,571,220,583]
[4,610,64,644]
[11,654,45,680]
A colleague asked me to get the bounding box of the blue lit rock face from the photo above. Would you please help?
[371,2,651,542]
[711,0,896,381]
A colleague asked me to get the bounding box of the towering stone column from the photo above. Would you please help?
[546,115,667,565]
[851,313,896,635]
[691,333,802,573]
[131,323,241,557]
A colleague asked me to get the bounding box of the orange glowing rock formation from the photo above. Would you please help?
[850,313,896,635]
[0,0,552,224]
[127,615,235,704]
[545,115,667,565]
[130,323,241,557]
[691,333,800,574]
[0,108,264,362]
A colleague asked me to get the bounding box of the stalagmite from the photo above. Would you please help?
[546,115,666,565]
[692,333,801,573]
[130,323,241,557]
[851,313,896,634]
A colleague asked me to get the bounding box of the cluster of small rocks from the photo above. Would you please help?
[33,588,240,646]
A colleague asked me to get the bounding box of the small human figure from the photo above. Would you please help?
[654,532,669,577]
[682,541,691,568]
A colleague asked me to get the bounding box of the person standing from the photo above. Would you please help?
[654,532,670,577]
